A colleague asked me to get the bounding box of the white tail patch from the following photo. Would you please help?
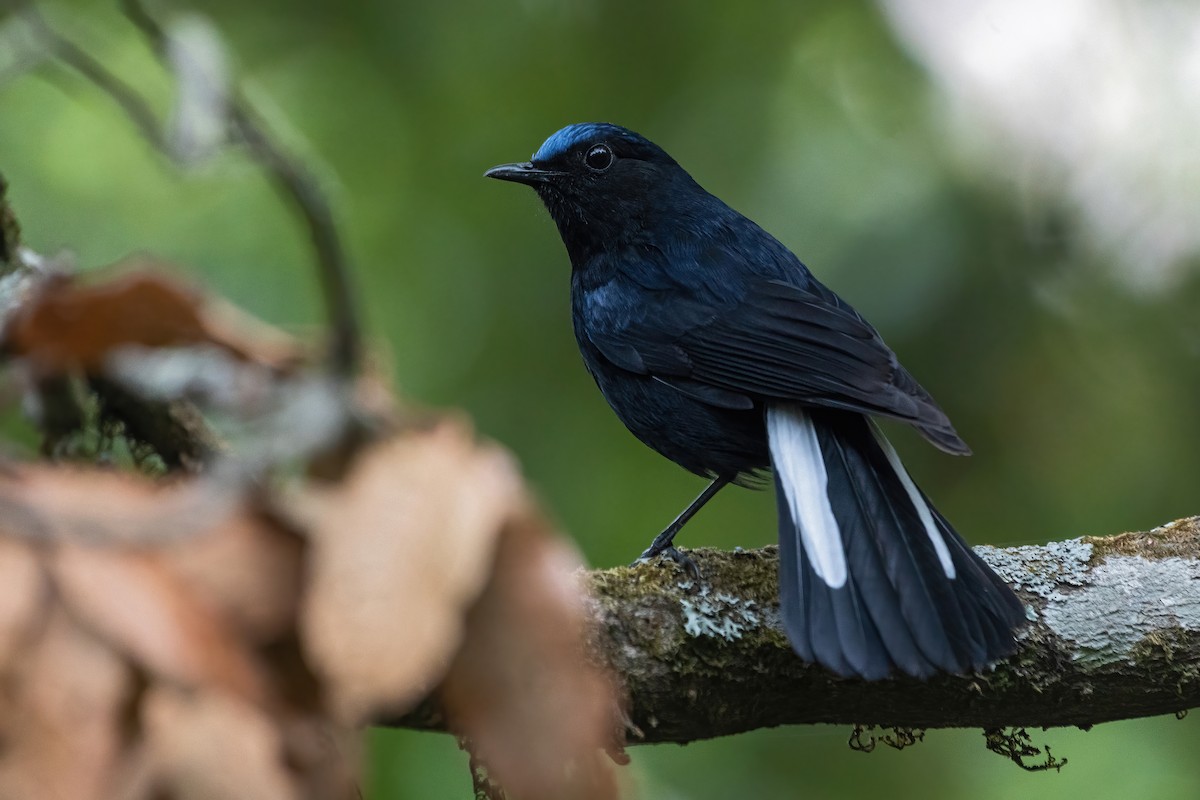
[767,404,847,588]
[869,422,957,579]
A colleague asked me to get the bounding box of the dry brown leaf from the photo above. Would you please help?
[2,269,303,375]
[0,537,43,665]
[52,545,264,702]
[300,417,526,723]
[162,510,303,643]
[440,512,621,800]
[0,607,132,800]
[0,463,240,546]
[5,271,220,372]
[196,292,308,370]
[135,687,299,800]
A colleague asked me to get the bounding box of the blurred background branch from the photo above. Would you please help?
[120,0,362,376]
[7,0,361,376]
[1,0,368,468]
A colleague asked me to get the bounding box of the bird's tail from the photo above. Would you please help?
[766,403,1026,680]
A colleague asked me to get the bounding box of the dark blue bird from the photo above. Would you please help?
[486,122,1026,680]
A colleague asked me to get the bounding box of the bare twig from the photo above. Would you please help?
[120,0,362,376]
[14,1,362,377]
[0,173,20,266]
[17,5,167,151]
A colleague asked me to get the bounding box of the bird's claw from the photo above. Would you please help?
[632,545,702,580]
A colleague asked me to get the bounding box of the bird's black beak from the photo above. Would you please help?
[484,162,558,186]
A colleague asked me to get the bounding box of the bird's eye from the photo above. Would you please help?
[584,144,614,172]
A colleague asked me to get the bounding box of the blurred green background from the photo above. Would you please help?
[3,1,1199,798]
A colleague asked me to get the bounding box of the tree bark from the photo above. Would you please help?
[399,516,1200,744]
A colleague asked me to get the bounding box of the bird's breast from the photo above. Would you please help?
[569,277,768,480]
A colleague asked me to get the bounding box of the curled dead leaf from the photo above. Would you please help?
[299,415,620,796]
[0,537,43,665]
[0,257,620,798]
[0,466,360,799]
[299,417,526,724]
[440,511,621,800]
[161,510,303,643]
[2,269,303,376]
[0,462,240,546]
[52,545,264,702]
[132,687,299,800]
[0,608,132,800]
[114,689,358,800]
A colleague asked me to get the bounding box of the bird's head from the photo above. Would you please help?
[486,123,698,260]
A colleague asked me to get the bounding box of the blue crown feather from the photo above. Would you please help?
[532,122,673,165]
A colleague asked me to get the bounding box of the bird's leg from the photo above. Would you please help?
[634,476,731,576]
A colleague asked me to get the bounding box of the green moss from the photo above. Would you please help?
[589,546,780,606]
[588,546,793,685]
[982,727,1068,772]
[1084,517,1200,562]
[1130,626,1200,696]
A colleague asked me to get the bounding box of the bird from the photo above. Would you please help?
[485,122,1026,680]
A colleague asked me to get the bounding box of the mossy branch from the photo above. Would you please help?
[397,517,1200,744]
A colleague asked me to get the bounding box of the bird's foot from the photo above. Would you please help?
[632,544,702,581]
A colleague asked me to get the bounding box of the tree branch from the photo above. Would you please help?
[397,516,1200,743]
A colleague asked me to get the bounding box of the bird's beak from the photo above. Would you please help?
[484,162,558,186]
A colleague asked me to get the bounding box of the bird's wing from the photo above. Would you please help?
[586,277,969,453]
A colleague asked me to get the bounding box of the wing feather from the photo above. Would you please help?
[583,276,968,453]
